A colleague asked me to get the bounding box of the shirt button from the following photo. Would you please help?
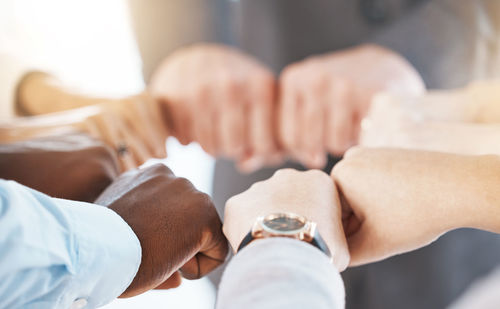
[71,298,88,309]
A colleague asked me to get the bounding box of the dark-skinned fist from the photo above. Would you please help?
[95,163,228,297]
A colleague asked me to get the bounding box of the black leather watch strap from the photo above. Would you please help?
[237,230,255,252]
[310,229,332,258]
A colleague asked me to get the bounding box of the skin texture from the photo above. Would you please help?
[150,43,281,172]
[332,147,500,266]
[95,164,228,298]
[361,81,500,155]
[223,168,350,271]
[278,44,425,168]
[0,133,119,202]
[2,92,168,171]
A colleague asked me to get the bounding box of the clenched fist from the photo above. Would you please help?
[224,168,349,271]
[95,164,228,297]
[278,44,425,168]
[332,147,500,266]
[150,43,281,171]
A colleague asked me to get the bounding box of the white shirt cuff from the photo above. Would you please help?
[217,237,345,309]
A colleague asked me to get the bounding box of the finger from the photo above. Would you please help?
[155,271,182,290]
[180,234,228,279]
[145,98,169,158]
[192,86,217,155]
[88,113,136,171]
[127,97,167,159]
[217,83,246,159]
[326,81,354,156]
[103,110,151,167]
[247,73,277,159]
[166,98,193,145]
[299,83,327,168]
[278,75,301,159]
[118,124,151,166]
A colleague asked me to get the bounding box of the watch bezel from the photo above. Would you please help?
[259,212,309,236]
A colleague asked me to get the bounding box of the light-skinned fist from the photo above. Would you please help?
[224,168,349,271]
[278,44,425,168]
[150,43,281,172]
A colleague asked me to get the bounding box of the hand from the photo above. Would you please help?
[150,43,281,171]
[223,168,349,271]
[0,133,118,202]
[331,147,497,266]
[77,94,169,170]
[360,88,500,155]
[278,44,425,168]
[95,164,228,297]
[1,93,168,171]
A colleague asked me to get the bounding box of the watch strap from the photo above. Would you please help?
[237,230,255,252]
[310,229,332,258]
[237,229,332,259]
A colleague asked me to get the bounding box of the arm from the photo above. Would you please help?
[332,147,500,266]
[220,169,350,308]
[16,72,116,116]
[277,44,424,168]
[217,238,345,309]
[0,134,119,203]
[0,92,169,171]
[361,81,500,155]
[0,179,141,308]
[0,163,229,306]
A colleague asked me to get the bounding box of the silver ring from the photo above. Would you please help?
[116,142,129,156]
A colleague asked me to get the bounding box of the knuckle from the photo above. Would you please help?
[280,64,300,85]
[172,176,194,189]
[273,168,298,178]
[251,70,275,87]
[307,72,330,93]
[193,190,216,211]
[145,163,174,176]
[190,81,211,103]
[305,169,331,183]
[343,146,363,158]
[331,159,349,179]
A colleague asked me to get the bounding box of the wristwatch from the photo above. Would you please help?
[237,212,332,258]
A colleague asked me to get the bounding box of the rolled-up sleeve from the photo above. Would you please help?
[217,237,345,309]
[0,180,141,309]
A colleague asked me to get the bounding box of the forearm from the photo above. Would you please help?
[0,105,102,143]
[459,154,500,234]
[217,238,345,309]
[397,151,500,235]
[0,180,141,308]
[16,72,119,116]
[361,121,500,156]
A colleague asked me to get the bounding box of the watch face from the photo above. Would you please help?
[262,214,306,234]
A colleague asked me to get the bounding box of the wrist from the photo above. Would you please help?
[441,155,500,234]
[236,212,333,261]
[15,71,51,116]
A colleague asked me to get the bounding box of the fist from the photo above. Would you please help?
[0,133,119,202]
[224,168,349,271]
[150,43,280,171]
[331,147,479,266]
[95,164,228,297]
[278,44,425,168]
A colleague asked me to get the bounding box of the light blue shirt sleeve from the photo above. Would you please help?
[0,180,141,309]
